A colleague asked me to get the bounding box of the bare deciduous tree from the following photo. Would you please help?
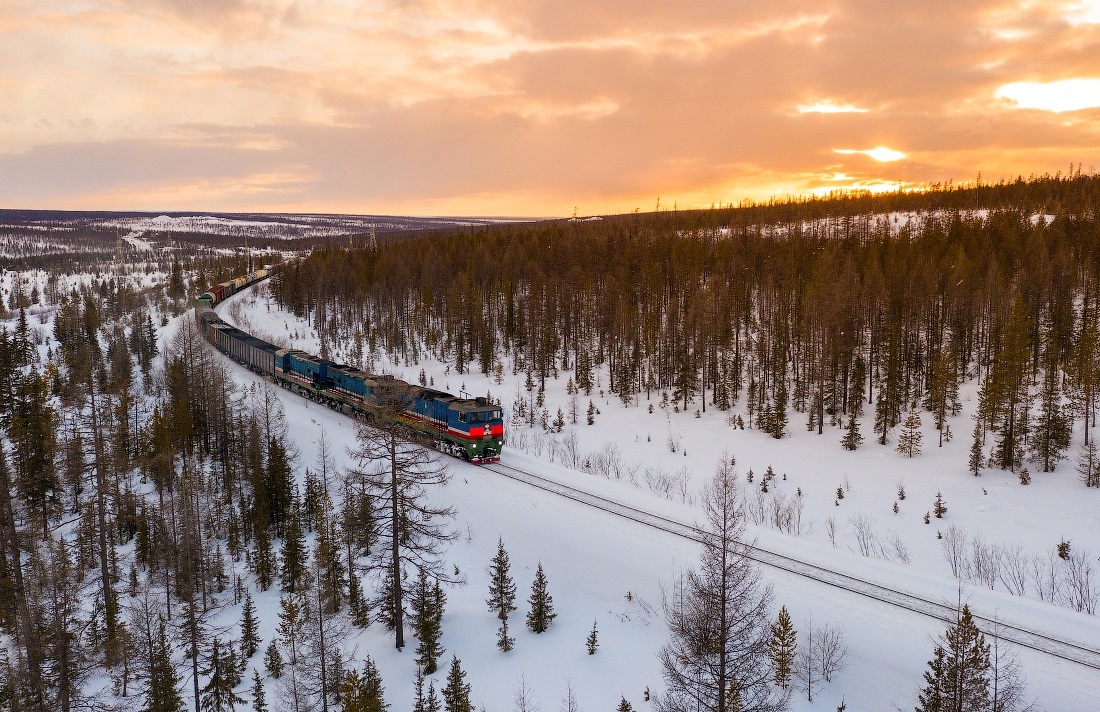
[656,459,789,712]
[347,378,458,650]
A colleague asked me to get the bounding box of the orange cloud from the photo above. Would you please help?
[0,0,1099,215]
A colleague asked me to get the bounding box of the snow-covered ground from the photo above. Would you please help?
[213,283,1100,711]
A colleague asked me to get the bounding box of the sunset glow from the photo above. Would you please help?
[835,147,907,163]
[1,0,1098,215]
[996,79,1100,112]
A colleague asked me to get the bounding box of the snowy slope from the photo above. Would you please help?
[205,285,1100,711]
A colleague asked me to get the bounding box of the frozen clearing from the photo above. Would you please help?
[211,285,1100,710]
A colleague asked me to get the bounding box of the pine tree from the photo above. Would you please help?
[526,562,557,633]
[897,408,923,458]
[618,697,634,711]
[200,638,245,712]
[769,606,797,690]
[143,621,185,712]
[250,669,267,712]
[934,491,947,519]
[486,537,517,622]
[240,591,261,659]
[442,656,472,712]
[587,620,599,654]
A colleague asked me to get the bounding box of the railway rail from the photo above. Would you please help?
[482,461,1100,671]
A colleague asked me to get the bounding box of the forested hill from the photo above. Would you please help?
[272,171,1100,480]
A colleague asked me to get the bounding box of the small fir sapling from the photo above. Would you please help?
[526,563,557,633]
[746,469,754,483]
[1019,468,1031,485]
[924,512,931,524]
[933,491,947,518]
[893,501,899,514]
[586,620,599,654]
[897,482,906,500]
[836,486,844,500]
[618,697,634,711]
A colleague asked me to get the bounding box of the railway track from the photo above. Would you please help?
[213,282,1100,671]
[482,460,1100,671]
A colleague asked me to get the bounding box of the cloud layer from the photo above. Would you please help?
[1,0,1099,215]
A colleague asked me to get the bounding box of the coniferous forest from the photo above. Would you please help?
[272,172,1100,480]
[0,173,1097,710]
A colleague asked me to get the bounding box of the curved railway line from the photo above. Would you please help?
[211,280,1100,672]
[481,461,1100,671]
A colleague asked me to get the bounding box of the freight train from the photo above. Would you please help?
[194,265,504,463]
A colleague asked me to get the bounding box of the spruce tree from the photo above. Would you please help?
[968,422,984,477]
[587,620,599,654]
[425,681,442,712]
[200,638,245,712]
[840,412,863,451]
[279,508,307,593]
[342,668,368,712]
[934,491,947,519]
[1030,339,1071,472]
[915,646,947,712]
[264,640,283,679]
[253,524,275,591]
[143,622,184,712]
[1078,439,1099,487]
[526,562,557,633]
[497,616,514,652]
[412,667,425,712]
[618,697,634,712]
[769,606,797,690]
[916,605,992,712]
[240,591,261,659]
[442,656,472,712]
[250,669,267,712]
[413,571,445,675]
[362,656,387,712]
[486,537,517,622]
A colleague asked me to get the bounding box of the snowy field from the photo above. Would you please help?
[212,283,1100,711]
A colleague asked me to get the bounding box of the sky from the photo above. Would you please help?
[1,0,1099,217]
